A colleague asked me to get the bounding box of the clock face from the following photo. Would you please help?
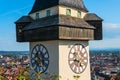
[68,44,88,74]
[31,44,49,73]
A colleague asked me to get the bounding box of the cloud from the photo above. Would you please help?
[0,38,29,51]
[103,23,120,29]
[90,23,120,49]
[103,23,120,39]
[90,37,120,49]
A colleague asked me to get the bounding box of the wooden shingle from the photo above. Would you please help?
[84,13,103,21]
[23,15,94,31]
[15,16,33,23]
[29,0,88,14]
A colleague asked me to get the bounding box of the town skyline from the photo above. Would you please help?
[0,0,120,51]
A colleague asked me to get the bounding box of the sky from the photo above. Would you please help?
[0,0,120,51]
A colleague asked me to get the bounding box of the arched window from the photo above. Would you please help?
[35,13,39,20]
[77,11,81,18]
[46,10,51,16]
[66,9,71,16]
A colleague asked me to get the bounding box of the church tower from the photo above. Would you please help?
[15,0,103,80]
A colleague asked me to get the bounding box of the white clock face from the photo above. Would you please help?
[31,44,49,73]
[68,44,88,74]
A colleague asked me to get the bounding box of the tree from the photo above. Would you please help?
[73,75,80,80]
[17,75,25,80]
[23,71,30,80]
[0,75,4,80]
[0,75,8,80]
[115,73,120,80]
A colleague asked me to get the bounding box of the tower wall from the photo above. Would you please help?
[29,5,87,20]
[59,6,87,18]
[59,41,91,80]
[30,40,91,80]
[30,41,59,74]
[29,6,59,20]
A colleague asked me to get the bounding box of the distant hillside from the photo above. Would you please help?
[90,48,120,51]
[0,48,120,55]
[90,49,120,56]
[0,51,29,55]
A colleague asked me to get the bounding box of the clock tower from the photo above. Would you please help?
[15,0,103,80]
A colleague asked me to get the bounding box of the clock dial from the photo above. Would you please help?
[68,44,88,74]
[31,44,49,73]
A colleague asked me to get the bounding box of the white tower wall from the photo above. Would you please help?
[30,40,91,80]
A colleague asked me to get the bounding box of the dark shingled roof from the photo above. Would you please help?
[59,0,88,12]
[59,15,94,28]
[29,0,88,14]
[23,15,59,30]
[84,13,103,21]
[23,15,94,30]
[15,16,33,23]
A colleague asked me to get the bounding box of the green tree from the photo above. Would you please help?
[52,74,62,80]
[115,72,120,80]
[17,75,25,80]
[0,75,4,80]
[23,71,30,80]
[0,75,8,80]
[73,75,80,80]
[16,68,30,80]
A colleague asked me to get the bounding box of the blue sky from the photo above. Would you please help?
[0,0,120,51]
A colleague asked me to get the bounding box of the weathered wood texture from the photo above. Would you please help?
[84,13,103,40]
[16,22,31,42]
[59,26,94,40]
[16,25,94,42]
[29,0,88,14]
[22,26,58,42]
[15,14,96,42]
[86,21,102,40]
